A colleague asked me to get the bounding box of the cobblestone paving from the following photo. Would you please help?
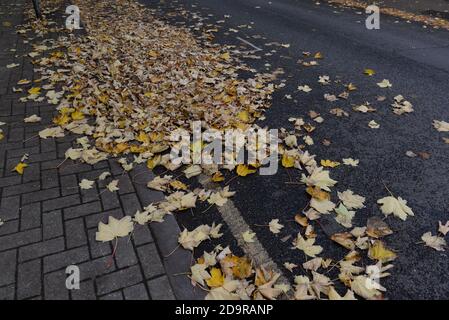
[0,0,201,300]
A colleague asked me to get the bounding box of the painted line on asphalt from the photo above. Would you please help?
[236,36,263,52]
[198,174,290,286]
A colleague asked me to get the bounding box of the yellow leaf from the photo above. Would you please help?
[0,133,4,141]
[13,162,28,175]
[314,52,323,59]
[17,79,31,85]
[220,52,231,61]
[281,153,295,168]
[364,68,376,76]
[129,145,146,153]
[306,186,330,201]
[147,155,161,169]
[320,159,340,168]
[71,110,85,120]
[53,113,70,126]
[368,240,397,262]
[346,83,357,91]
[136,131,149,144]
[28,87,41,95]
[148,50,158,58]
[211,171,224,182]
[206,268,224,288]
[236,164,256,177]
[113,143,128,154]
[144,91,155,98]
[237,110,250,123]
[170,180,188,190]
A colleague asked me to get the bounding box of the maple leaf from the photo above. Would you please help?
[438,221,449,236]
[206,267,225,288]
[368,120,380,129]
[337,190,365,209]
[268,219,284,234]
[24,114,41,123]
[422,232,446,251]
[433,120,449,132]
[281,153,295,168]
[320,159,340,168]
[310,198,335,214]
[236,164,256,177]
[190,263,211,287]
[334,203,355,228]
[368,240,397,262]
[342,158,359,167]
[106,180,119,192]
[13,162,28,175]
[350,276,383,300]
[377,196,414,220]
[377,79,392,88]
[79,179,94,190]
[301,167,337,191]
[293,233,323,257]
[39,127,65,139]
[364,68,375,76]
[242,230,256,243]
[95,216,134,242]
[297,85,312,92]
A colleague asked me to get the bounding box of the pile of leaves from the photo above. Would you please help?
[10,0,448,300]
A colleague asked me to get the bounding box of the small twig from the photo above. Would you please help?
[164,244,180,258]
[224,175,239,186]
[23,134,38,143]
[201,203,214,214]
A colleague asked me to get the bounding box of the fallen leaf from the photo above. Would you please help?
[368,240,397,262]
[422,232,446,251]
[95,216,134,242]
[377,196,414,221]
[13,162,28,175]
[293,233,323,257]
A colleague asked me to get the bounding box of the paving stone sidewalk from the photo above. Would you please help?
[0,0,201,300]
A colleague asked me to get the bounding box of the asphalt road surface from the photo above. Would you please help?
[142,0,449,299]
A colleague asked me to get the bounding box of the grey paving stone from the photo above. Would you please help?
[3,181,40,196]
[71,280,96,300]
[64,201,101,220]
[87,228,112,258]
[132,224,154,245]
[148,276,176,300]
[41,169,59,189]
[44,270,69,300]
[120,193,141,216]
[65,218,87,249]
[22,187,60,205]
[20,202,41,230]
[85,208,123,229]
[60,174,78,196]
[114,237,138,269]
[0,228,41,251]
[0,219,19,236]
[43,246,90,273]
[17,259,41,299]
[99,291,123,300]
[42,210,63,240]
[137,243,165,279]
[96,265,143,295]
[43,194,80,212]
[0,284,15,300]
[0,250,17,287]
[0,195,20,220]
[123,283,149,300]
[18,237,65,262]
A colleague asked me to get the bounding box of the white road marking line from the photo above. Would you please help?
[199,174,290,287]
[236,36,263,52]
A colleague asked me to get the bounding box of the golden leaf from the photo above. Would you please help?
[368,240,397,262]
[206,268,225,288]
[306,186,330,201]
[13,162,28,175]
[320,159,340,168]
[236,164,256,177]
[28,87,41,95]
[281,153,295,168]
[211,171,225,182]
